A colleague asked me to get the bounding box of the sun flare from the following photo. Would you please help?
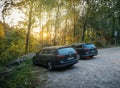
[5,9,25,26]
[43,33,47,37]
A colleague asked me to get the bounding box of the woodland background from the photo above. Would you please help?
[0,0,120,87]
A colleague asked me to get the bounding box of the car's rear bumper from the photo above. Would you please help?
[81,52,98,57]
[53,59,79,68]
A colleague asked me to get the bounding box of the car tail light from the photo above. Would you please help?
[84,49,89,52]
[57,55,64,59]
[75,51,78,55]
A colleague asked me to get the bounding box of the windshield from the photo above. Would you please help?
[83,44,96,49]
[58,48,76,55]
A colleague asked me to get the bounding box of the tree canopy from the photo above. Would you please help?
[0,0,120,64]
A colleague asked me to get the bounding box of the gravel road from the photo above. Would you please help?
[44,47,120,88]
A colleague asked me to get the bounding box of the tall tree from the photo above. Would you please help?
[25,1,33,54]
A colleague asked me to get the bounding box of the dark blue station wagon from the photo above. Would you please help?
[32,46,79,70]
[69,43,98,59]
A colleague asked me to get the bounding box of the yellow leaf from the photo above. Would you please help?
[0,23,4,37]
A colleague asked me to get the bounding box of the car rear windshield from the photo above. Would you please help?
[83,44,96,49]
[58,47,76,55]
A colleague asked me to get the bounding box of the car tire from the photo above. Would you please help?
[90,56,93,58]
[69,64,74,67]
[48,61,53,71]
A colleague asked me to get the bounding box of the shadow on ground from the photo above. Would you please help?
[35,56,98,72]
[80,56,97,60]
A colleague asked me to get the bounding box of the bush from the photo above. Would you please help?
[8,61,32,88]
[0,60,35,88]
[0,59,48,88]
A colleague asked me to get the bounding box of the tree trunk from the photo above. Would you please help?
[82,19,87,42]
[73,1,76,43]
[81,3,91,42]
[25,4,33,54]
[54,2,60,45]
[64,18,67,45]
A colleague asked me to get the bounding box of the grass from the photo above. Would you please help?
[0,59,48,88]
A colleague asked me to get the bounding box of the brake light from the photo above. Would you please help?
[84,49,89,52]
[57,55,64,59]
[75,51,78,55]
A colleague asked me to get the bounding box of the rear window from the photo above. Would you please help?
[58,48,76,55]
[83,44,96,49]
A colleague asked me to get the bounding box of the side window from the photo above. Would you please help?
[49,49,56,54]
[71,45,75,48]
[40,50,44,54]
[44,49,50,54]
[41,49,49,54]
[75,45,82,48]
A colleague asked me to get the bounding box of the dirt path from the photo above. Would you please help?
[41,47,120,88]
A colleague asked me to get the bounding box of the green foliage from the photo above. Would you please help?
[0,59,48,88]
[29,35,41,52]
[7,61,32,88]
[0,0,120,66]
[1,0,120,47]
[0,60,40,88]
[0,28,25,65]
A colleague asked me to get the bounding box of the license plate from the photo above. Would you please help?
[67,57,74,60]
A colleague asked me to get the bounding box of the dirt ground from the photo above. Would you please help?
[41,47,120,88]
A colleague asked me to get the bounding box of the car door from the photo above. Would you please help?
[42,49,56,65]
[37,49,46,65]
[42,49,50,65]
[48,49,56,64]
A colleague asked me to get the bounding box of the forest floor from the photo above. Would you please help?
[38,47,120,88]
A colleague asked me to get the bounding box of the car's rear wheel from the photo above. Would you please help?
[48,61,53,71]
[90,56,93,58]
[69,64,74,67]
